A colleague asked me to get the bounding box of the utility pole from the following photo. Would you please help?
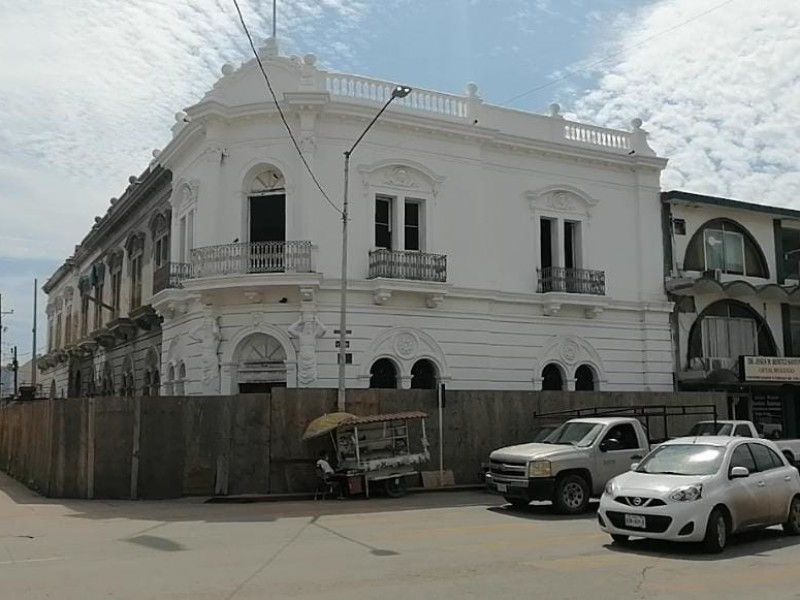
[12,346,18,398]
[0,294,14,398]
[31,279,38,391]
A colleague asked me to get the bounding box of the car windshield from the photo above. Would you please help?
[636,444,724,476]
[687,422,732,436]
[543,422,603,447]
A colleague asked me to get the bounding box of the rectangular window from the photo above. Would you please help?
[154,233,169,269]
[540,218,553,269]
[93,282,104,330]
[375,196,392,250]
[179,216,187,263]
[672,218,686,235]
[55,315,62,349]
[111,270,122,319]
[64,312,72,345]
[404,201,421,251]
[80,295,90,337]
[704,229,744,275]
[564,221,581,270]
[130,254,143,310]
[702,316,757,359]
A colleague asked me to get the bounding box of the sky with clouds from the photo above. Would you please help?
[0,0,798,366]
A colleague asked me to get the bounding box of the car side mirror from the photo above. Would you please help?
[630,462,639,471]
[730,466,750,479]
[600,439,623,452]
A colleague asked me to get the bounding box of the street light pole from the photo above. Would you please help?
[337,85,412,411]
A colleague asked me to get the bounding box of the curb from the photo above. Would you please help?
[204,483,486,504]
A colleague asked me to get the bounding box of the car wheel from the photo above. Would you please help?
[703,508,728,554]
[783,496,800,535]
[505,497,529,508]
[553,474,590,514]
[384,477,407,498]
[611,534,629,544]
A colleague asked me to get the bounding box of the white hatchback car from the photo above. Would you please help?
[598,436,800,553]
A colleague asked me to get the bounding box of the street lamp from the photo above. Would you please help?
[337,85,412,411]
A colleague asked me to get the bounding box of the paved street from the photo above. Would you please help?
[1,472,800,600]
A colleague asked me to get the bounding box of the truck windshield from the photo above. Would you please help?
[636,444,724,476]
[687,422,732,437]
[543,422,603,447]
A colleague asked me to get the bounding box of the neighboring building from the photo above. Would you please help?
[663,190,800,436]
[40,38,674,396]
[37,165,172,398]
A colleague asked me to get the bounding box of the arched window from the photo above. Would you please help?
[411,359,437,389]
[575,365,596,391]
[688,300,777,362]
[542,363,564,391]
[248,167,286,259]
[151,370,160,397]
[683,219,769,278]
[176,363,186,395]
[49,380,56,399]
[234,333,288,393]
[370,358,398,389]
[165,365,175,396]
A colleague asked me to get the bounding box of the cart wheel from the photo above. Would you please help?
[384,477,407,498]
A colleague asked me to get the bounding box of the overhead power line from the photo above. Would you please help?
[231,0,342,216]
[503,0,739,106]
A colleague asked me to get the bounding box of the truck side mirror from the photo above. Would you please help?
[600,439,623,452]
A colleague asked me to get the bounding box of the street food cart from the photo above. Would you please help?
[303,411,430,497]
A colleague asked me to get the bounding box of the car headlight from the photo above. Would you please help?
[528,460,551,478]
[605,480,616,496]
[669,484,703,502]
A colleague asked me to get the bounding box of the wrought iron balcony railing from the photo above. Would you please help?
[368,249,447,283]
[537,266,606,296]
[190,241,313,278]
[153,262,194,293]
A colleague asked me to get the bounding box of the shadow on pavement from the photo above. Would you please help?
[487,500,600,522]
[602,527,800,561]
[0,471,497,525]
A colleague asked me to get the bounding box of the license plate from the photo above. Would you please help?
[497,483,508,493]
[624,514,646,529]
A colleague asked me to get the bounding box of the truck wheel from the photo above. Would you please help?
[553,474,590,514]
[783,496,800,535]
[702,508,728,554]
[384,477,407,498]
[505,497,529,508]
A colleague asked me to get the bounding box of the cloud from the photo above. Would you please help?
[572,0,800,207]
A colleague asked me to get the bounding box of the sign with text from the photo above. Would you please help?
[741,356,800,382]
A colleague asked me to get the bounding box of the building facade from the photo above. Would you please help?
[38,165,172,398]
[40,39,674,396]
[663,190,800,436]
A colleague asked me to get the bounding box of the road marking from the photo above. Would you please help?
[0,557,66,566]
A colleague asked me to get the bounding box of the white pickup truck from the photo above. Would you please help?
[687,419,800,464]
[486,417,651,514]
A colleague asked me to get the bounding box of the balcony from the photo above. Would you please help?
[153,262,193,294]
[537,267,606,296]
[368,249,447,283]
[189,241,314,278]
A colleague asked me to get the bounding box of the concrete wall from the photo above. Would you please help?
[0,389,726,499]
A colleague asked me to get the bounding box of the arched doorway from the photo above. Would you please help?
[370,358,398,389]
[411,359,437,389]
[575,365,596,391]
[542,363,564,391]
[235,333,288,393]
[248,167,286,272]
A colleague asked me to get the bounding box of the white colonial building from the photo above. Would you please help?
[148,38,672,395]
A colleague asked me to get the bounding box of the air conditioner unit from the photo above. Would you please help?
[702,269,722,282]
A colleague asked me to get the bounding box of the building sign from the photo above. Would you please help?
[741,356,800,382]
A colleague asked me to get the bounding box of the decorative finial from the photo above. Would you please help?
[549,103,562,117]
[221,63,234,76]
[175,111,187,123]
[631,118,643,130]
[128,175,138,184]
[466,82,480,97]
[152,149,161,158]
[303,53,317,67]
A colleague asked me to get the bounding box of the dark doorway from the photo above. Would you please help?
[575,365,595,391]
[540,219,553,269]
[239,382,287,394]
[370,359,398,389]
[249,194,286,244]
[411,359,437,389]
[541,364,564,391]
